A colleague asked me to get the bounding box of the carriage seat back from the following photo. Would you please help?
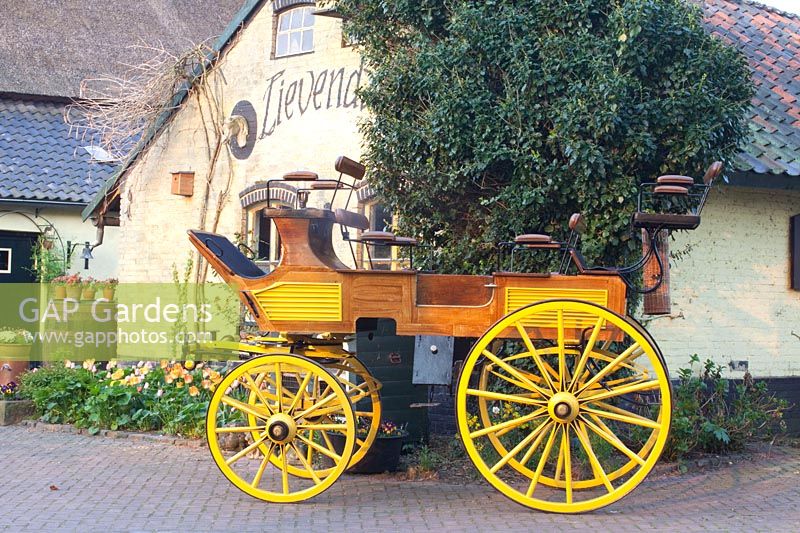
[335,156,366,180]
[187,230,267,279]
[334,209,369,230]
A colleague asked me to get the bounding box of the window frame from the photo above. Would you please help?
[273,5,316,59]
[0,248,11,274]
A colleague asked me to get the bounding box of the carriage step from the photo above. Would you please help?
[409,402,441,408]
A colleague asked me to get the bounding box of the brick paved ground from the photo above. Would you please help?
[1,425,799,532]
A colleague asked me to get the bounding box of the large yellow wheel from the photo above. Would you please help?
[456,299,671,513]
[207,354,356,503]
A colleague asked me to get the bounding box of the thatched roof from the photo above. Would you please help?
[0,0,245,98]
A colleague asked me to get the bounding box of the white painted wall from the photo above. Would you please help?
[118,4,365,282]
[0,206,119,279]
[644,186,800,378]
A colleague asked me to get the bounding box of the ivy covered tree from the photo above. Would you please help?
[337,0,752,273]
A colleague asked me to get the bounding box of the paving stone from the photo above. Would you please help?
[2,425,800,532]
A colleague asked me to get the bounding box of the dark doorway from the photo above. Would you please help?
[0,230,38,283]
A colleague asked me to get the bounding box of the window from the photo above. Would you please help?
[792,214,800,290]
[275,7,315,57]
[251,207,282,271]
[0,248,10,274]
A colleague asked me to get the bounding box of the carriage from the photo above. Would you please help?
[188,156,721,513]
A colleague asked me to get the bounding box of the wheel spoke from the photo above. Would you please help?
[251,444,275,488]
[297,433,342,462]
[294,392,339,419]
[554,426,564,482]
[221,395,271,420]
[215,425,266,433]
[574,421,614,493]
[225,430,270,465]
[525,424,559,497]
[482,350,551,398]
[490,420,551,474]
[575,343,642,396]
[288,371,313,413]
[515,422,551,471]
[488,368,547,393]
[569,316,604,392]
[297,423,349,431]
[582,403,661,430]
[579,378,661,403]
[274,363,283,413]
[563,424,572,504]
[466,388,547,406]
[290,442,322,484]
[582,415,646,467]
[515,321,557,392]
[242,372,277,415]
[469,407,547,439]
[280,444,290,494]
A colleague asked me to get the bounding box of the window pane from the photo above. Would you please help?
[278,12,290,31]
[301,29,313,51]
[303,7,315,28]
[290,8,302,29]
[276,33,288,56]
[289,31,301,54]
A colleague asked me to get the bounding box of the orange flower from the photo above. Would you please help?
[160,359,169,369]
[188,386,199,397]
[170,366,182,379]
[183,373,193,384]
[110,369,124,381]
[176,380,184,389]
[201,379,212,390]
[165,375,174,384]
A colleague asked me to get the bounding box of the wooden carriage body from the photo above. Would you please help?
[189,207,628,342]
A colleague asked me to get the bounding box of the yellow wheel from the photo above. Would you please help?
[260,356,382,477]
[207,354,356,503]
[456,299,671,513]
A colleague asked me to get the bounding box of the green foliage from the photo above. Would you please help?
[29,237,65,282]
[19,361,219,438]
[664,355,788,461]
[18,365,95,423]
[338,0,753,272]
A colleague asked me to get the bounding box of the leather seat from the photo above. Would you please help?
[361,231,396,242]
[653,185,689,195]
[514,233,552,245]
[656,175,694,186]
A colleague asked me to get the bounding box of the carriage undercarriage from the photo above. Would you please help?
[188,157,720,513]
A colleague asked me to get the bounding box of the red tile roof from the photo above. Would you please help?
[705,0,800,176]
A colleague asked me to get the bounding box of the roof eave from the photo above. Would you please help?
[81,0,266,221]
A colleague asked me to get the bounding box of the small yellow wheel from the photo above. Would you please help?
[457,299,671,513]
[207,354,356,503]
[261,356,382,477]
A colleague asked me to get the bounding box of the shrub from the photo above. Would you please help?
[19,360,222,437]
[19,365,95,423]
[338,0,753,273]
[664,355,788,461]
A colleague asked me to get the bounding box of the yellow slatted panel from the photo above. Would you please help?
[505,287,608,329]
[251,282,342,322]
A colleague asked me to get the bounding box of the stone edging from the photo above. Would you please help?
[19,419,206,449]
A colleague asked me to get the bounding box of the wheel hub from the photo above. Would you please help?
[548,391,580,423]
[266,413,296,444]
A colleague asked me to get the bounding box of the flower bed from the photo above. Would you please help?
[18,360,223,438]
